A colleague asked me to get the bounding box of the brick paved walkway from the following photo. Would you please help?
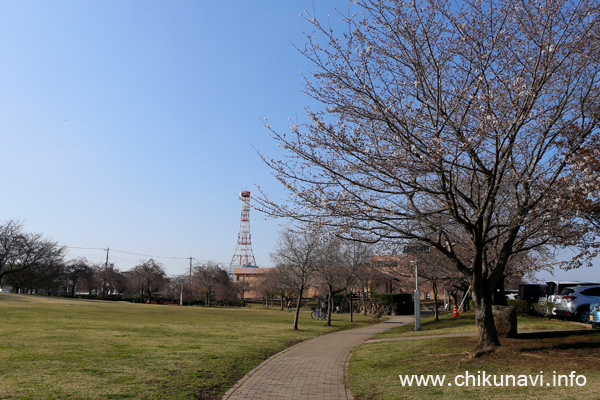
[222,315,414,400]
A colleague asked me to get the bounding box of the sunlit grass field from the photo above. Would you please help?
[350,311,600,400]
[0,293,369,399]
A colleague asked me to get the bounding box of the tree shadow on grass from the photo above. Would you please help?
[518,330,600,352]
[517,330,598,340]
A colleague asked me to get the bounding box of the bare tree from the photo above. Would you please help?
[0,220,65,288]
[95,264,127,299]
[194,261,228,307]
[315,237,346,326]
[270,228,322,330]
[236,279,252,304]
[258,266,297,309]
[132,259,166,302]
[339,242,373,322]
[258,0,600,351]
[65,257,93,297]
[4,257,66,295]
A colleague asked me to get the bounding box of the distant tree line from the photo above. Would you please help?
[0,220,239,305]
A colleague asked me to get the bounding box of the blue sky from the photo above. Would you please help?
[0,1,597,282]
[0,1,334,274]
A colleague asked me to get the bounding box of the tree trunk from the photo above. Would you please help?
[327,288,333,326]
[432,281,439,321]
[472,277,501,351]
[349,290,354,323]
[293,289,303,330]
[493,276,507,306]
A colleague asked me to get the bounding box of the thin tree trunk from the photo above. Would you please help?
[327,289,333,326]
[349,290,354,323]
[433,281,439,321]
[293,288,304,330]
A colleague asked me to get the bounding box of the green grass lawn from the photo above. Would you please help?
[373,311,581,338]
[350,311,600,400]
[0,293,369,399]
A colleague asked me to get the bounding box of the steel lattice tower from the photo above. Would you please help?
[230,191,257,267]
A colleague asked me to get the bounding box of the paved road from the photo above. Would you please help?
[222,315,413,400]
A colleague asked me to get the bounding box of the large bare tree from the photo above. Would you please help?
[258,0,600,351]
[0,220,64,285]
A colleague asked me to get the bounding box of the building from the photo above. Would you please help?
[231,267,267,300]
[371,254,437,301]
[231,266,320,301]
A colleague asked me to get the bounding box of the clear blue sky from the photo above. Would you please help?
[0,0,337,274]
[0,1,597,282]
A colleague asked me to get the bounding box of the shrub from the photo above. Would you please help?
[507,299,530,316]
[371,293,414,315]
[532,301,554,320]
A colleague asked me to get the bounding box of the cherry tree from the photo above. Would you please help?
[259,0,600,351]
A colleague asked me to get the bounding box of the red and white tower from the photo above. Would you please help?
[230,190,257,267]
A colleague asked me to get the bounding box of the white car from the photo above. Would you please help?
[554,285,600,323]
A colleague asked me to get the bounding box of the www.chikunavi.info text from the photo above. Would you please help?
[399,371,587,387]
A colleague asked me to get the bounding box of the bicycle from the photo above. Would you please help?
[311,309,328,321]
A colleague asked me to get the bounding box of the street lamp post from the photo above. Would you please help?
[403,244,430,332]
[411,258,420,331]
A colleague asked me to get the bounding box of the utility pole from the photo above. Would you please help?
[102,247,110,299]
[189,257,193,283]
[179,278,185,306]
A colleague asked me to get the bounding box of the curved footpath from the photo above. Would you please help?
[223,315,414,400]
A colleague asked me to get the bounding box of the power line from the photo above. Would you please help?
[67,246,191,261]
[109,248,191,260]
[66,246,106,251]
[65,246,228,265]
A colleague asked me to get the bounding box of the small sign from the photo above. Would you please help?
[403,245,431,254]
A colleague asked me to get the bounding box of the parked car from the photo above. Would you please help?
[505,290,519,300]
[590,301,600,329]
[554,285,600,323]
[545,280,600,303]
[519,284,547,303]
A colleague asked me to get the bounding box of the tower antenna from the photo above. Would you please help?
[230,190,257,267]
